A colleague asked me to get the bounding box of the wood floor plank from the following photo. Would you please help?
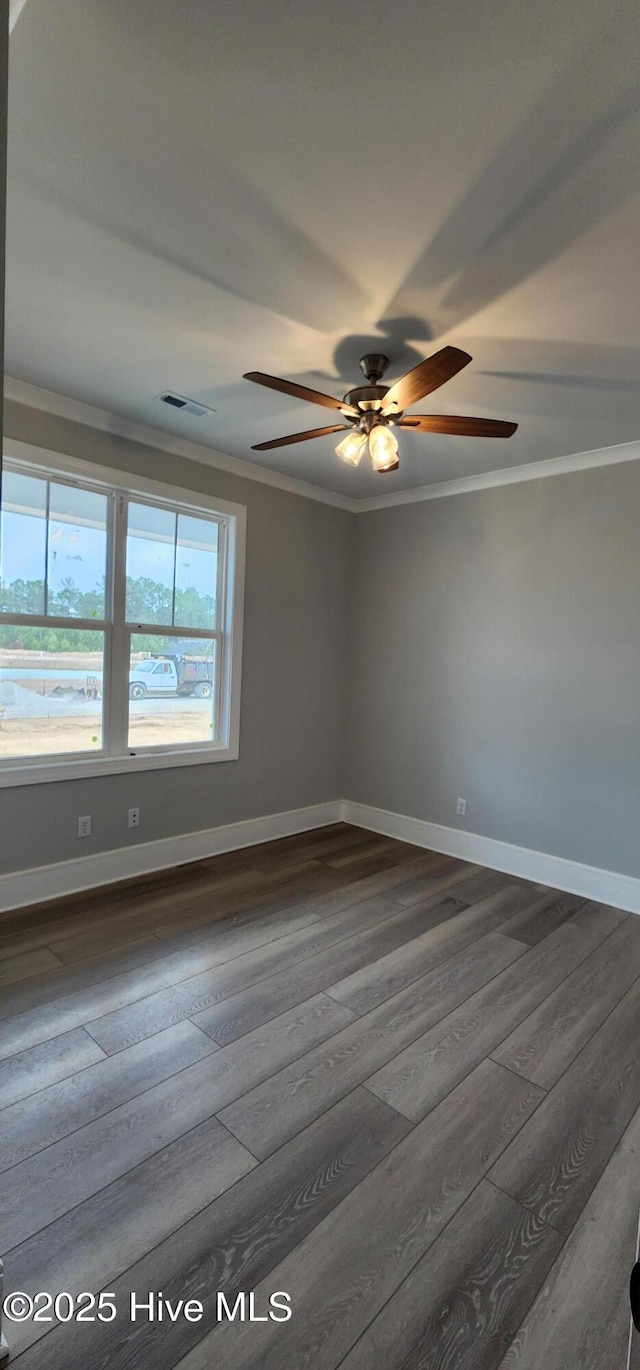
[0,861,208,941]
[198,823,356,872]
[0,1027,105,1111]
[495,1103,640,1370]
[149,861,352,947]
[498,891,589,945]
[2,1113,257,1359]
[84,889,469,1054]
[0,895,317,1024]
[570,900,630,937]
[217,931,525,1159]
[235,828,385,873]
[0,887,317,1019]
[366,922,599,1122]
[328,883,539,1015]
[146,893,319,961]
[0,862,249,959]
[2,860,338,969]
[0,828,636,1370]
[47,891,261,963]
[0,1019,218,1172]
[368,838,435,866]
[0,905,321,1061]
[341,1179,561,1370]
[11,1090,411,1370]
[489,974,640,1236]
[0,937,175,1022]
[45,864,323,961]
[192,917,427,1046]
[492,916,640,1088]
[326,836,402,867]
[0,946,63,985]
[440,867,523,904]
[179,1060,544,1370]
[0,986,359,1243]
[1,1058,257,1252]
[271,851,463,921]
[380,856,480,906]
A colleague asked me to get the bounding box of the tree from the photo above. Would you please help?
[0,573,216,651]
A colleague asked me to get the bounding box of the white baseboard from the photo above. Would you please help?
[0,801,343,913]
[342,800,640,915]
[2,795,639,916]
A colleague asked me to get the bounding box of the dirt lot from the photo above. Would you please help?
[0,711,212,757]
[0,652,104,670]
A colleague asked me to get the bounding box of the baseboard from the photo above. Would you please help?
[342,800,640,915]
[0,800,343,913]
[3,795,640,916]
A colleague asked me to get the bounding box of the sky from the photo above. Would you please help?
[0,484,218,603]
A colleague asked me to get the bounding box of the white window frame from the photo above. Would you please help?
[0,439,246,788]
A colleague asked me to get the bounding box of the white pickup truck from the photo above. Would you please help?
[129,653,213,700]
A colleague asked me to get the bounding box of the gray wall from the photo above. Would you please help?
[347,462,640,879]
[0,5,6,564]
[0,401,353,873]
[3,396,640,884]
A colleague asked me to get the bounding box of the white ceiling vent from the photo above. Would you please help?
[157,391,215,417]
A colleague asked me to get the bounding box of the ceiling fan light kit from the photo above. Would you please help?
[335,430,367,466]
[368,423,399,472]
[244,347,518,473]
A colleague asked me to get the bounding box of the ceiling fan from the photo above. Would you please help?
[244,347,517,473]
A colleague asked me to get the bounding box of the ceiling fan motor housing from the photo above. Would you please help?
[341,354,403,430]
[358,352,390,384]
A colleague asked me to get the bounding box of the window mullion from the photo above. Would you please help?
[107,492,130,756]
[215,518,228,742]
[43,478,50,616]
[171,510,178,627]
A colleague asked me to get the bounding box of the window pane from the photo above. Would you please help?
[126,503,176,624]
[0,471,47,614]
[0,625,104,759]
[128,634,216,750]
[47,482,108,619]
[174,513,218,629]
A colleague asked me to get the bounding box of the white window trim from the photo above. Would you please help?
[0,438,246,788]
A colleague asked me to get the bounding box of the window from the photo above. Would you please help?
[0,450,245,785]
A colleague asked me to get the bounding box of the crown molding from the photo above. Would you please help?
[5,376,640,514]
[354,436,640,511]
[3,377,357,512]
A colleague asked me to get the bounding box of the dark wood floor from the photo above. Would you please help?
[1,823,639,1369]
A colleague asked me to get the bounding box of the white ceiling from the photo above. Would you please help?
[5,0,640,498]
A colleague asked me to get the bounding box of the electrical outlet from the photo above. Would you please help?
[456,798,467,816]
[78,815,92,838]
[128,807,141,829]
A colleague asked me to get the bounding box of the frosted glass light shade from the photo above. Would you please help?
[336,431,367,466]
[369,425,399,472]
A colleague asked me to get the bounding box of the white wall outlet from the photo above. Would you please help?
[78,815,92,838]
[456,798,467,816]
[128,807,141,829]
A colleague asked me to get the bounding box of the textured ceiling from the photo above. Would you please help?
[5,0,640,497]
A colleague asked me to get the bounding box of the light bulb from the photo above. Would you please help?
[336,431,367,466]
[369,425,399,472]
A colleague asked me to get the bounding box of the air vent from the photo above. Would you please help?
[157,392,215,417]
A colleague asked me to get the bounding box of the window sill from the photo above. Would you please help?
[0,744,239,788]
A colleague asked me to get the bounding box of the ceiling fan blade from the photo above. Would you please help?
[252,425,349,451]
[244,371,358,417]
[382,346,472,413]
[400,415,518,438]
